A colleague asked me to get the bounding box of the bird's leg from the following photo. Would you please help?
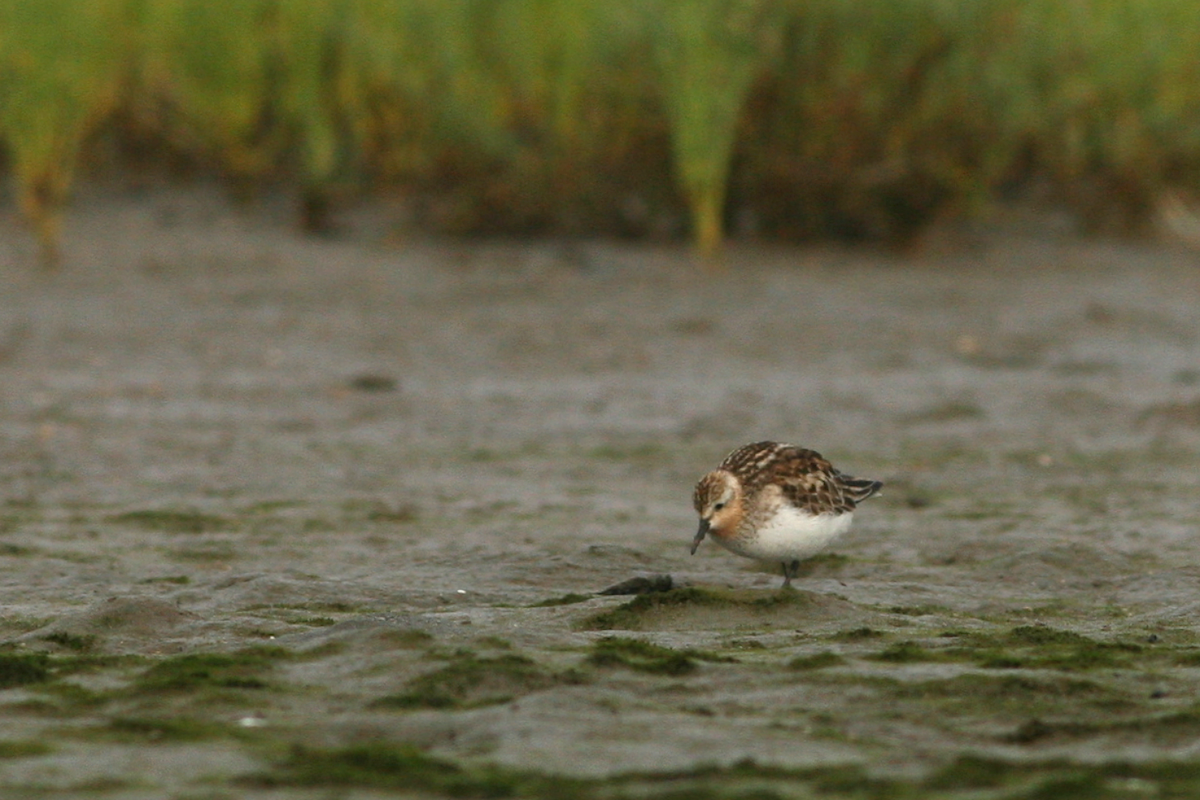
[780,560,800,589]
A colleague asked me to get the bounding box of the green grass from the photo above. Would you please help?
[6,0,1200,260]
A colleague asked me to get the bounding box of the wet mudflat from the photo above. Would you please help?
[1,189,1200,797]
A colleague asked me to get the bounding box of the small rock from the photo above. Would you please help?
[348,374,397,393]
[597,574,674,596]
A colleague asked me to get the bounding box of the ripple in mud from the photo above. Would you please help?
[371,651,582,710]
[580,586,878,632]
[586,636,734,675]
[18,596,200,653]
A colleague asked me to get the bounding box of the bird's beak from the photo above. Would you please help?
[691,519,710,555]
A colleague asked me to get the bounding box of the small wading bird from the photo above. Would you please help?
[692,441,882,588]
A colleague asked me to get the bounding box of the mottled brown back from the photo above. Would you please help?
[717,441,881,515]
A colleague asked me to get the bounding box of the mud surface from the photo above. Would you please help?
[1,189,1200,797]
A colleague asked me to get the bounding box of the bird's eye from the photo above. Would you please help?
[713,502,726,511]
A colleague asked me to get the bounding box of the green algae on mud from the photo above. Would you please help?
[0,652,51,687]
[886,604,948,616]
[15,681,110,715]
[1005,710,1200,746]
[38,631,97,651]
[850,671,1154,741]
[587,636,734,676]
[137,574,190,586]
[788,651,847,670]
[868,640,949,663]
[0,740,52,758]
[241,600,374,630]
[0,653,142,716]
[530,592,593,608]
[0,541,36,557]
[248,742,1200,799]
[892,673,1115,707]
[96,716,242,743]
[831,626,886,642]
[0,650,129,690]
[249,743,880,797]
[941,625,1149,671]
[380,629,435,648]
[133,646,292,693]
[107,509,231,534]
[371,651,579,710]
[249,742,581,796]
[5,229,1200,795]
[837,625,1162,672]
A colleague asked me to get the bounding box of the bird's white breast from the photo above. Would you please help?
[720,506,853,562]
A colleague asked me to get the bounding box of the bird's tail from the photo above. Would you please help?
[842,476,883,505]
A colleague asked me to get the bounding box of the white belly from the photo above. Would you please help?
[719,507,853,562]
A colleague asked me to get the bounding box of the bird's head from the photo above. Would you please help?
[691,471,742,554]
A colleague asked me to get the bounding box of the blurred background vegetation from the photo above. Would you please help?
[2,0,1200,265]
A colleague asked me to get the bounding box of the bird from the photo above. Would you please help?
[691,441,882,588]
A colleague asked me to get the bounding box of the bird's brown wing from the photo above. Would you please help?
[716,441,796,488]
[720,441,887,514]
[770,450,857,515]
[718,442,849,515]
